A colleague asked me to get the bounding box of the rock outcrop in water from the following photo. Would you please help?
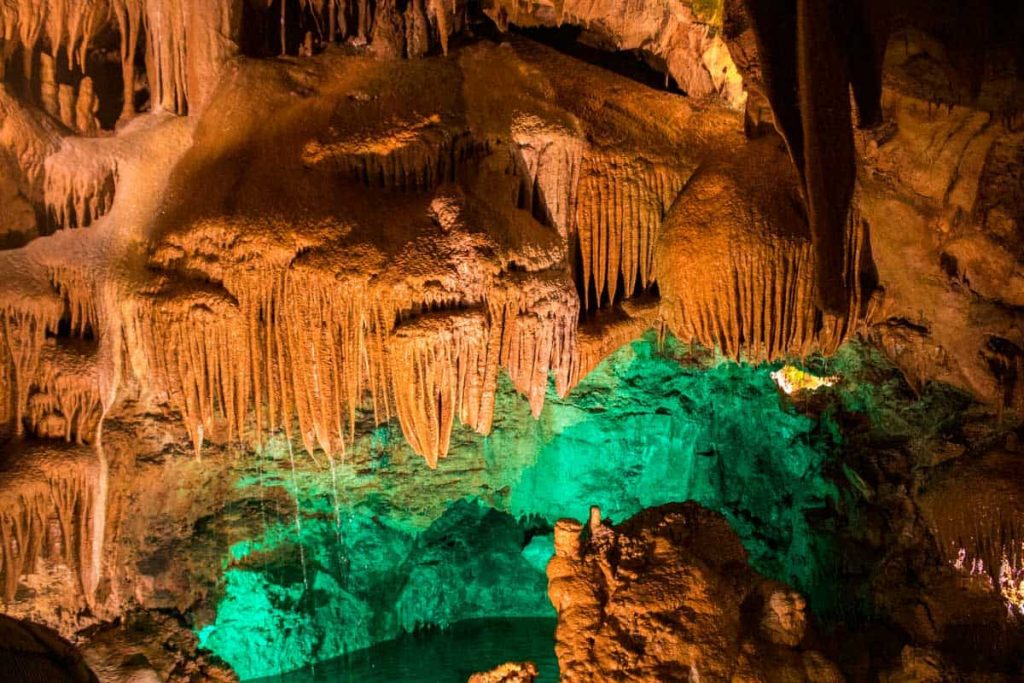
[547,503,842,682]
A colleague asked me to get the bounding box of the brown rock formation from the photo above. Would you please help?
[468,661,538,683]
[0,2,1021,678]
[0,612,99,682]
[547,503,842,682]
[482,0,745,108]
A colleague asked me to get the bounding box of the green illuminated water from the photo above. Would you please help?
[251,618,559,683]
[196,333,848,680]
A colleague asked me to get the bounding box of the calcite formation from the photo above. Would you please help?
[0,0,1021,680]
[547,503,842,681]
[0,31,866,472]
[0,444,99,604]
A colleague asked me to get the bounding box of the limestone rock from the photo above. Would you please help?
[546,502,842,682]
[0,612,99,682]
[483,0,746,108]
[468,661,539,683]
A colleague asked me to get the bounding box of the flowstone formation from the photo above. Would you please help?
[0,0,1022,680]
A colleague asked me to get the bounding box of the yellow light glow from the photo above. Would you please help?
[770,365,838,395]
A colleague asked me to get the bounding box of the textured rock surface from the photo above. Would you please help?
[482,0,745,108]
[0,1,1022,680]
[468,661,539,683]
[547,503,842,682]
[0,612,99,682]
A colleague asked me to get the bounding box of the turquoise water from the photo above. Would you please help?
[196,334,847,680]
[251,618,558,683]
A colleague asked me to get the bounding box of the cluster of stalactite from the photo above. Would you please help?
[576,155,686,309]
[0,448,96,603]
[121,262,578,467]
[302,122,479,193]
[389,311,489,465]
[0,295,64,436]
[296,0,464,57]
[656,167,868,362]
[0,0,234,117]
[44,144,117,228]
[510,121,585,239]
[489,272,578,418]
[25,342,102,443]
[0,258,101,442]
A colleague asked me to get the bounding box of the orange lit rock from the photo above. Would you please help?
[547,503,842,682]
[468,661,539,683]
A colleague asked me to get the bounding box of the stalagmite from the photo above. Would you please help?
[73,76,99,135]
[39,53,59,118]
[58,84,75,129]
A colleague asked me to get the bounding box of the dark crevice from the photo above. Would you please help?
[242,0,329,58]
[47,309,95,343]
[511,25,686,95]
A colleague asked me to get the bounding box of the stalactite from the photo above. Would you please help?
[110,0,141,119]
[576,155,686,309]
[389,311,490,467]
[43,138,117,228]
[656,162,866,362]
[0,250,97,439]
[0,300,63,436]
[302,122,479,192]
[0,445,96,604]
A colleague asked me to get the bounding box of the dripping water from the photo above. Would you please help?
[286,438,316,678]
[325,451,349,591]
[285,439,310,592]
[256,442,269,576]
